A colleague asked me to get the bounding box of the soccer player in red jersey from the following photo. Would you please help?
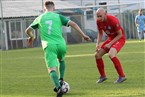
[95,8,126,83]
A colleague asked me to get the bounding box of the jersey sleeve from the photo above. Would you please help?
[59,15,70,26]
[112,18,122,32]
[30,17,39,29]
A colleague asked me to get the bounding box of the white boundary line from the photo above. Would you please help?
[66,54,94,58]
[2,52,145,60]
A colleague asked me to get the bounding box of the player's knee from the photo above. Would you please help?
[108,53,115,59]
[48,67,56,73]
[95,53,102,59]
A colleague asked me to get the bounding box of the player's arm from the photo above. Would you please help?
[96,30,103,46]
[25,21,38,46]
[135,16,138,27]
[25,27,35,46]
[96,30,103,52]
[25,27,34,38]
[25,17,39,46]
[68,21,91,41]
[60,14,90,41]
[144,16,145,26]
[96,21,103,52]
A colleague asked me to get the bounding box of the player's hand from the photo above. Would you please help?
[105,43,111,49]
[83,35,91,41]
[96,44,100,52]
[27,37,35,47]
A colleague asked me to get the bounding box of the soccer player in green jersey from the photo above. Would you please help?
[25,1,90,97]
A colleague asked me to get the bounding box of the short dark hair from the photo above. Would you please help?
[44,1,55,8]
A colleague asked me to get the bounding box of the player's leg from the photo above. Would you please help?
[143,28,145,40]
[95,48,107,83]
[58,59,65,82]
[141,28,144,40]
[109,39,126,83]
[95,49,107,77]
[44,45,63,96]
[55,43,67,97]
[95,40,109,83]
[108,48,125,77]
[137,28,142,41]
[57,43,67,81]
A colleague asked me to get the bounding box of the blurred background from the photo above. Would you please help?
[0,0,145,50]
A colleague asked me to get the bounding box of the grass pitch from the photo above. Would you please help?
[1,40,145,97]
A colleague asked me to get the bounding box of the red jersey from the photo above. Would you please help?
[96,14,125,39]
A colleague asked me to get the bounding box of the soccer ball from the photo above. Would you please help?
[61,81,70,94]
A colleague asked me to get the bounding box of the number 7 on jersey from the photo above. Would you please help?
[45,20,52,35]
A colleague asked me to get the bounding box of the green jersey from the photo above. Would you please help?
[30,12,70,49]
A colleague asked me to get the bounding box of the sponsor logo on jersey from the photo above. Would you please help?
[108,26,111,30]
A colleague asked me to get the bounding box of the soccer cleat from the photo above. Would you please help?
[114,76,127,84]
[96,76,107,83]
[53,87,58,93]
[56,87,64,97]
[53,79,64,93]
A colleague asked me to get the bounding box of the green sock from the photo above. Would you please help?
[59,61,65,79]
[50,70,60,89]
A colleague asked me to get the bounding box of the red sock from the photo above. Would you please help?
[96,58,106,77]
[111,57,125,77]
